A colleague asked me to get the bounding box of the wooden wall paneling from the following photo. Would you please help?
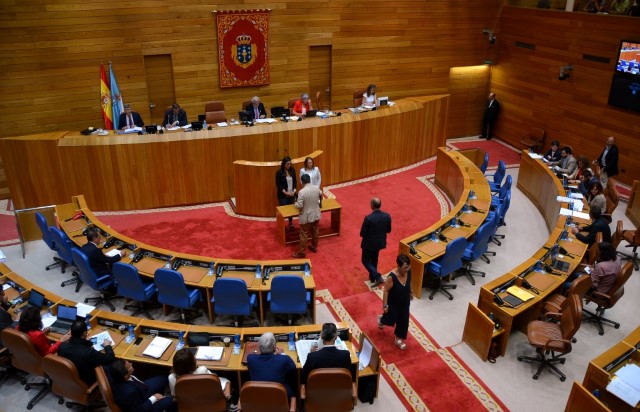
[143,54,176,125]
[447,66,491,138]
[309,45,332,110]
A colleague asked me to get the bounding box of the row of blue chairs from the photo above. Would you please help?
[425,153,513,300]
[35,213,311,326]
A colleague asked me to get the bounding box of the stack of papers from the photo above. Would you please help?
[143,336,172,358]
[606,364,640,406]
[559,208,590,220]
[255,118,277,124]
[75,302,95,318]
[42,313,57,329]
[217,122,229,127]
[195,346,224,361]
[90,331,112,351]
[119,127,143,134]
[527,152,543,159]
[105,249,120,257]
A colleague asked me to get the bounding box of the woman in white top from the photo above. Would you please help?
[361,84,377,107]
[300,156,322,188]
[168,348,230,396]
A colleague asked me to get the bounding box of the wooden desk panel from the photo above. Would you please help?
[275,198,341,245]
[2,96,448,211]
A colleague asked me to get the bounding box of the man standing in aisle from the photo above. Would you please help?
[292,173,322,258]
[360,198,392,287]
[481,92,500,140]
[593,135,619,187]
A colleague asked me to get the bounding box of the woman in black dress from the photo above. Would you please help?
[379,254,413,350]
[275,156,297,230]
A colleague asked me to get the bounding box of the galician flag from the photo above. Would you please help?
[109,64,124,130]
[100,64,113,130]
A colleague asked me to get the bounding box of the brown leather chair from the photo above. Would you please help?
[301,368,356,412]
[581,232,602,265]
[204,101,227,124]
[619,228,639,271]
[602,179,619,223]
[95,365,121,412]
[520,127,545,152]
[541,274,592,320]
[517,294,582,381]
[315,91,322,110]
[353,88,366,107]
[175,374,229,412]
[610,220,624,250]
[583,261,634,335]
[42,354,99,408]
[238,381,296,412]
[287,98,298,110]
[1,328,51,409]
[241,100,252,112]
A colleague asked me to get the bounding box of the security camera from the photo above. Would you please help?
[559,64,573,80]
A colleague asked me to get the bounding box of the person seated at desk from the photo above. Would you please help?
[543,140,562,164]
[587,181,607,215]
[17,305,69,356]
[0,288,12,342]
[610,0,632,14]
[58,320,115,386]
[110,359,176,412]
[246,332,296,398]
[301,323,351,384]
[163,103,188,128]
[578,169,599,198]
[168,347,230,396]
[568,156,590,182]
[571,207,611,247]
[245,96,267,120]
[553,146,577,176]
[565,242,620,293]
[119,104,145,130]
[292,93,313,117]
[361,84,377,107]
[81,227,125,275]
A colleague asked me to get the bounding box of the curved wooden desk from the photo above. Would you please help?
[463,152,589,361]
[55,195,316,326]
[399,147,491,299]
[0,95,449,211]
[233,150,323,217]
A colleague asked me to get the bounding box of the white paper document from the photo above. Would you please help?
[105,249,121,257]
[91,330,112,351]
[359,338,373,369]
[2,284,10,291]
[559,208,590,220]
[0,249,6,262]
[195,346,224,361]
[254,118,277,124]
[615,364,640,392]
[42,313,57,329]
[607,369,640,407]
[527,152,543,159]
[166,126,181,131]
[75,302,96,318]
[119,127,143,134]
[569,192,583,199]
[217,122,229,127]
[143,336,172,358]
[296,338,348,367]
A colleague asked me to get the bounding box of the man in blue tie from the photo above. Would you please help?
[245,96,267,120]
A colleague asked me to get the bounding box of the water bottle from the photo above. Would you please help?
[207,262,214,277]
[431,232,437,242]
[176,331,185,351]
[203,119,207,129]
[255,264,262,279]
[288,332,295,351]
[565,215,572,227]
[233,334,241,355]
[560,229,568,241]
[592,389,600,398]
[534,260,542,272]
[125,324,135,344]
[85,314,92,333]
[304,262,310,277]
[46,301,52,316]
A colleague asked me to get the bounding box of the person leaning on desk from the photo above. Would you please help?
[163,103,188,128]
[82,227,125,275]
[361,84,377,107]
[119,103,145,130]
[301,322,351,384]
[571,207,611,247]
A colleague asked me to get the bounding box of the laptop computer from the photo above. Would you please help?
[49,304,78,334]
[271,107,290,118]
[305,110,318,118]
[551,258,570,273]
[27,289,45,309]
[238,110,254,122]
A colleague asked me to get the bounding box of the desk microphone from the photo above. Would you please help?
[409,243,421,260]
[557,246,574,259]
[469,205,485,213]
[66,211,84,222]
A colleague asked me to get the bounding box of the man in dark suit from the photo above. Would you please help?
[81,227,124,275]
[481,92,500,140]
[162,103,188,128]
[247,332,297,398]
[301,323,351,384]
[57,320,115,386]
[118,104,145,130]
[593,135,619,187]
[360,197,392,287]
[571,207,611,247]
[0,287,12,341]
[245,96,267,120]
[110,359,176,412]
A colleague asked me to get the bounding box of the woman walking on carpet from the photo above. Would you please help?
[379,254,413,350]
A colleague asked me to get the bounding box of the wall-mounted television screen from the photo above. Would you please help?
[608,40,640,113]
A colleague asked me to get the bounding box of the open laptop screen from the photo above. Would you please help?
[28,289,45,308]
[57,304,77,321]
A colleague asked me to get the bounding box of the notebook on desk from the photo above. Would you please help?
[49,304,77,334]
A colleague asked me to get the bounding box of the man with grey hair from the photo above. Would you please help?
[292,92,313,117]
[246,332,296,397]
[301,323,351,383]
[593,135,618,187]
[118,103,144,130]
[245,96,266,119]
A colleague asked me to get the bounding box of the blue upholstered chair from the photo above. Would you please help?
[154,268,201,324]
[454,220,494,285]
[35,212,64,272]
[426,237,467,300]
[49,227,82,291]
[479,152,489,174]
[211,278,257,327]
[112,262,157,320]
[71,248,117,311]
[486,160,506,192]
[492,192,511,246]
[491,175,512,209]
[267,275,311,325]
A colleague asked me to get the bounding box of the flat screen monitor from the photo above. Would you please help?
[609,40,640,113]
[28,289,45,308]
[191,121,203,131]
[145,125,158,134]
[376,97,389,107]
[238,110,254,122]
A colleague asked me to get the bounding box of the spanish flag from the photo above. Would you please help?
[100,64,113,130]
